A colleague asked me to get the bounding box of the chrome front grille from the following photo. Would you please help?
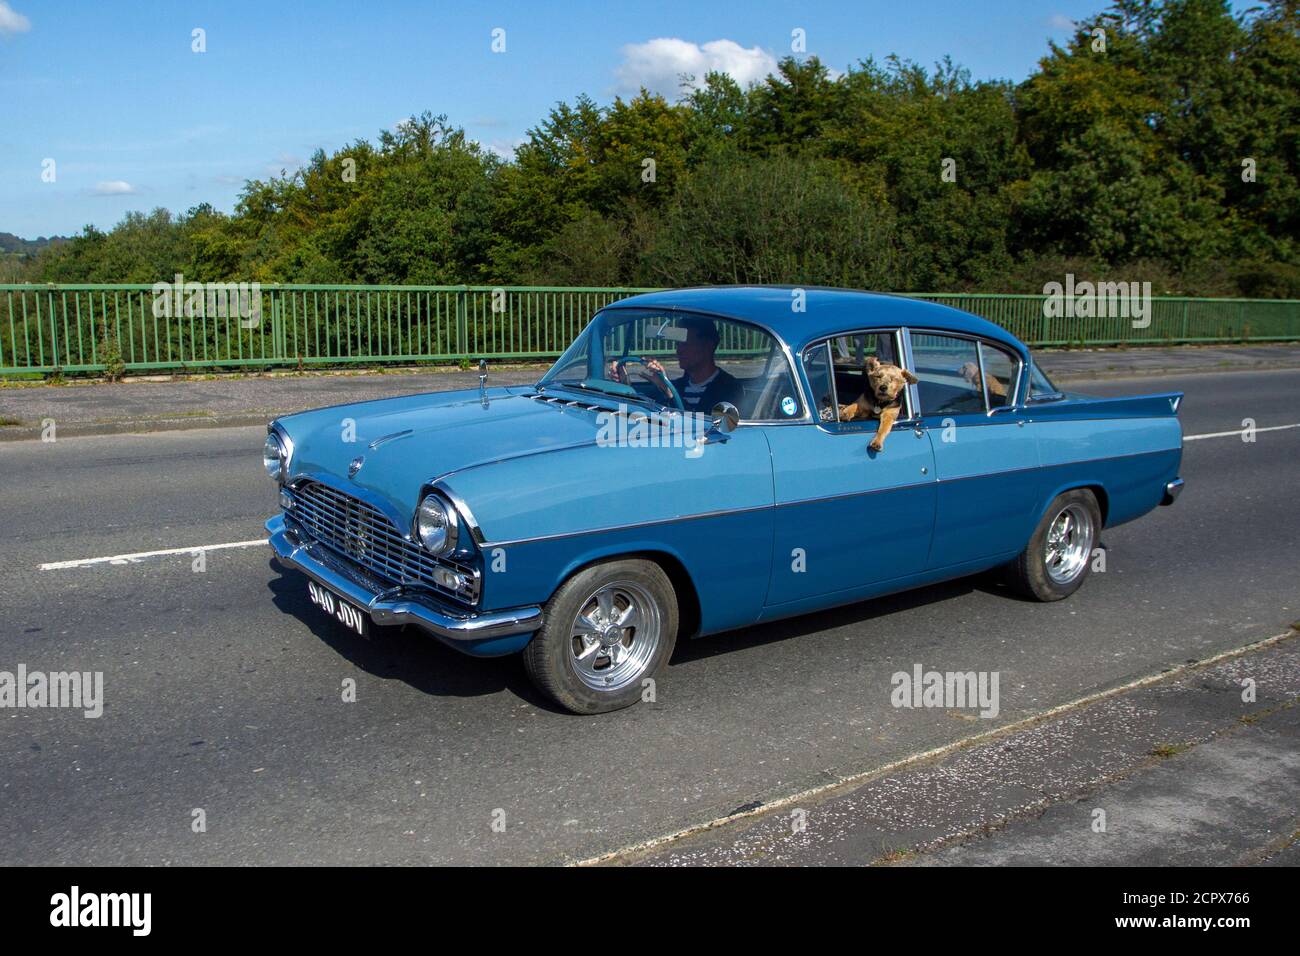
[288,480,479,605]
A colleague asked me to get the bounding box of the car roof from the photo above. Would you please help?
[606,286,1028,356]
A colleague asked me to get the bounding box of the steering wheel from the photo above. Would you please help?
[613,356,684,410]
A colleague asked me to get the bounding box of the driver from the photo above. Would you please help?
[615,318,743,414]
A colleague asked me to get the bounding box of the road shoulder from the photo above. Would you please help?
[607,632,1300,866]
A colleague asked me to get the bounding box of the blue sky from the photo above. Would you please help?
[0,1,1185,238]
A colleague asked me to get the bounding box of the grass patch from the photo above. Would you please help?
[1149,742,1193,758]
[0,415,23,427]
[877,847,915,864]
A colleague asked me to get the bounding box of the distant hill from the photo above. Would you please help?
[0,232,70,256]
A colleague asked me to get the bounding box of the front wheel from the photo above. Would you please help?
[522,558,679,714]
[1005,489,1101,601]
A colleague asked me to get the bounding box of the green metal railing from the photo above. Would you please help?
[903,292,1300,349]
[1,284,1296,375]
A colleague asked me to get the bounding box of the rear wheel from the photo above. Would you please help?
[523,558,678,714]
[1005,489,1101,601]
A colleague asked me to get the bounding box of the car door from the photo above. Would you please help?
[907,330,1041,569]
[762,330,937,609]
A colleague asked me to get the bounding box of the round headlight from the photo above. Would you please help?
[263,432,285,481]
[416,493,458,555]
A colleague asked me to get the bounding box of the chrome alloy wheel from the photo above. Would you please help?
[569,581,662,692]
[1044,502,1094,585]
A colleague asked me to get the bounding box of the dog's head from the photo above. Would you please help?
[865,356,917,406]
[959,361,982,386]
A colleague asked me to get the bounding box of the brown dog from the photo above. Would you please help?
[838,356,918,451]
[959,361,1008,399]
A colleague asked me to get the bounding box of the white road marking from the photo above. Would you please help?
[1184,423,1300,441]
[39,539,267,571]
[574,630,1296,866]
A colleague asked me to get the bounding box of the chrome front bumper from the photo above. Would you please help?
[265,514,541,644]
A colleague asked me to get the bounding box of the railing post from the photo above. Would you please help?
[456,287,468,357]
[271,293,284,360]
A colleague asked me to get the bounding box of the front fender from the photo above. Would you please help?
[447,429,776,633]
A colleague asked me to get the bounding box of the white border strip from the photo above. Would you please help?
[574,630,1296,866]
[1184,423,1300,441]
[39,539,267,571]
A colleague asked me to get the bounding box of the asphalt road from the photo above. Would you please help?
[1,369,1297,865]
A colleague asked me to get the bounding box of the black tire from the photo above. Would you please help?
[1005,489,1102,602]
[523,558,679,714]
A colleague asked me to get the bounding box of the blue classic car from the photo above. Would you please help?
[264,287,1184,713]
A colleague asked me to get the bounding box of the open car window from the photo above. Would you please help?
[802,330,909,426]
[539,308,806,422]
[830,332,901,415]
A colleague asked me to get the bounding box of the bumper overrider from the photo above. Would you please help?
[266,513,541,656]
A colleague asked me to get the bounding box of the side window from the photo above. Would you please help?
[979,342,1019,408]
[804,331,907,425]
[829,332,903,415]
[910,333,984,416]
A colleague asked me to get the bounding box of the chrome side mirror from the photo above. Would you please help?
[710,402,740,432]
[703,402,740,444]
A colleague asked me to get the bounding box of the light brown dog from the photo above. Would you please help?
[838,356,918,451]
[959,361,1008,399]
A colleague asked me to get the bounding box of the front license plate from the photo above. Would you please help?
[306,580,367,636]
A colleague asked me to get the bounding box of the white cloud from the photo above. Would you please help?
[0,2,31,36]
[484,137,526,159]
[614,38,778,98]
[264,152,304,177]
[93,180,137,195]
[1047,14,1076,32]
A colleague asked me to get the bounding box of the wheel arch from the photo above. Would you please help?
[550,549,703,641]
[1038,479,1109,528]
